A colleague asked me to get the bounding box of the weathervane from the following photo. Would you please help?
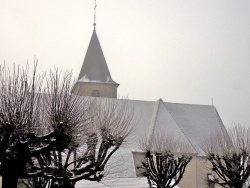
[93,0,97,28]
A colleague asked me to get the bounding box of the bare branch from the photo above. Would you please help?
[138,133,194,188]
[202,124,250,188]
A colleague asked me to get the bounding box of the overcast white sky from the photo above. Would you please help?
[0,0,250,127]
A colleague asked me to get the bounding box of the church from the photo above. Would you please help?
[72,24,226,188]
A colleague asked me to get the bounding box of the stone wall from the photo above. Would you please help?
[72,82,118,98]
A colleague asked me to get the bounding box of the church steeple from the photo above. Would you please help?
[72,5,119,98]
[72,1,119,98]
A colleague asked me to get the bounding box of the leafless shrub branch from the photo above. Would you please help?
[138,133,194,188]
[201,124,250,188]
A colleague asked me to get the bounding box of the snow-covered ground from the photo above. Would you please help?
[75,178,179,188]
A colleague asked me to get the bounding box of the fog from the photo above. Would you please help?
[1,0,250,127]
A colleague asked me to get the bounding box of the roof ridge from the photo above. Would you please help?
[146,99,161,145]
[213,106,229,136]
[165,101,213,107]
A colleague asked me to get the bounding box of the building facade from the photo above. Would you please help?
[73,26,225,188]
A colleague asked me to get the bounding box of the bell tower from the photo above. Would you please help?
[72,1,119,98]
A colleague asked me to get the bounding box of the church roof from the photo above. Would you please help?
[164,102,227,153]
[114,98,226,153]
[89,97,227,178]
[77,29,118,85]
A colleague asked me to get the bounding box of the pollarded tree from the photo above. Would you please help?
[23,70,135,188]
[70,98,134,184]
[22,69,93,188]
[0,63,44,188]
[138,134,194,188]
[0,64,76,188]
[0,63,135,188]
[202,124,250,188]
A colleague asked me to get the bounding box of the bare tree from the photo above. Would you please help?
[22,69,92,188]
[0,63,67,188]
[0,63,45,188]
[69,98,134,184]
[202,124,250,188]
[26,99,134,188]
[23,71,135,188]
[138,134,194,188]
[0,64,135,188]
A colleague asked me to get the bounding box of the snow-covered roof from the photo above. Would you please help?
[107,98,226,153]
[75,177,179,188]
[164,102,227,153]
[77,29,118,85]
[88,97,227,178]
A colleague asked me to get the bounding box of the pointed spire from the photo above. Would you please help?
[77,29,118,85]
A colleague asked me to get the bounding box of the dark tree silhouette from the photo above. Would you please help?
[25,98,134,188]
[0,64,71,188]
[0,64,135,188]
[138,134,194,188]
[23,70,134,188]
[202,124,250,188]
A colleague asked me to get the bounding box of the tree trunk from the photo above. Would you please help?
[50,179,75,188]
[232,183,244,188]
[1,172,19,188]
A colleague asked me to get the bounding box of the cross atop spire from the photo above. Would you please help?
[93,0,97,28]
